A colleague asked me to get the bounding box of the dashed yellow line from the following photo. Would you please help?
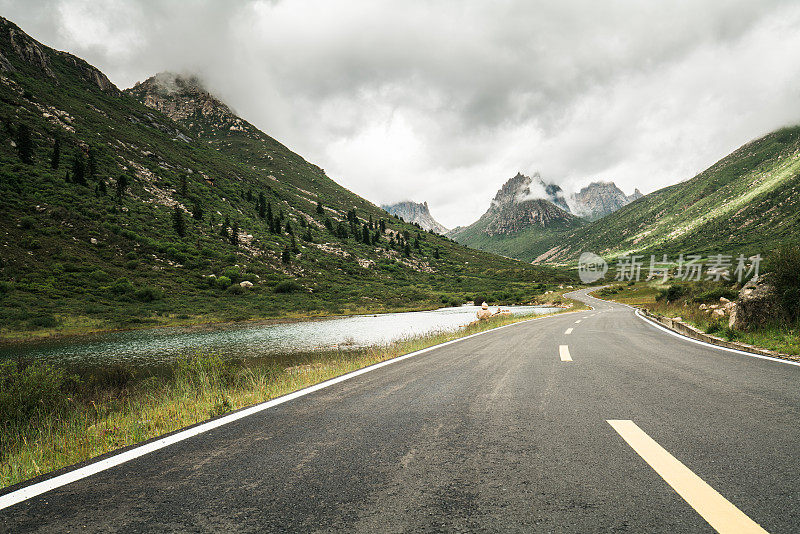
[607,420,768,534]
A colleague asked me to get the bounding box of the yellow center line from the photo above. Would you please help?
[565,328,573,335]
[559,345,572,361]
[607,420,768,534]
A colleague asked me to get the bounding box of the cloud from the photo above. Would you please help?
[2,0,800,227]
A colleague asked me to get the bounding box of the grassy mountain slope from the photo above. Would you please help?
[534,126,800,263]
[0,17,566,339]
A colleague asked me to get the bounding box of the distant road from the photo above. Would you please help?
[2,289,798,532]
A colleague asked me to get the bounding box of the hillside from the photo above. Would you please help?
[535,126,800,263]
[380,201,449,234]
[0,17,566,338]
[448,173,584,261]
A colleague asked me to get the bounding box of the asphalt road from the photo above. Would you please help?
[2,289,799,533]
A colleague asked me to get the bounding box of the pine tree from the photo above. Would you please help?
[433,247,440,259]
[404,242,411,257]
[285,221,293,235]
[173,205,186,237]
[116,174,128,198]
[362,224,370,244]
[304,227,312,242]
[97,179,107,196]
[220,216,230,239]
[291,235,299,254]
[192,202,203,220]
[372,230,380,245]
[267,202,273,223]
[72,154,86,185]
[414,236,420,250]
[180,175,188,197]
[229,222,238,245]
[64,170,71,183]
[325,218,333,233]
[281,245,291,264]
[247,189,253,202]
[258,192,266,219]
[379,220,386,233]
[87,146,98,181]
[16,123,33,164]
[316,201,324,214]
[50,136,60,169]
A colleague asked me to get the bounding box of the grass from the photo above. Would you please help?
[596,281,800,356]
[0,300,587,490]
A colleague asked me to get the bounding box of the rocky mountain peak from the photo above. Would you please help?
[126,72,257,138]
[569,181,642,221]
[490,172,570,213]
[0,16,119,95]
[381,201,449,234]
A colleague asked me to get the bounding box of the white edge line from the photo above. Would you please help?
[583,287,800,368]
[0,305,589,511]
[634,309,800,367]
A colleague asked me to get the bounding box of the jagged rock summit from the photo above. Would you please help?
[126,72,262,140]
[569,181,642,221]
[381,201,449,234]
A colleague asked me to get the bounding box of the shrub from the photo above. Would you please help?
[221,266,241,283]
[693,287,738,303]
[134,286,164,302]
[274,280,302,293]
[110,278,133,295]
[768,245,800,322]
[19,216,35,229]
[657,284,685,302]
[28,313,57,328]
[90,269,111,282]
[216,276,232,289]
[226,284,244,295]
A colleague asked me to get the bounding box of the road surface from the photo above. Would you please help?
[1,289,798,532]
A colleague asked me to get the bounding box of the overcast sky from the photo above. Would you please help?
[3,0,800,228]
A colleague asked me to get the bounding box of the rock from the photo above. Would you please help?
[90,237,98,245]
[732,274,780,330]
[719,297,730,304]
[239,281,253,288]
[476,302,492,320]
[713,309,725,317]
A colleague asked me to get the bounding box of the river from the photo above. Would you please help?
[0,305,560,366]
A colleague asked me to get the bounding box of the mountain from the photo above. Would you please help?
[380,201,449,234]
[534,126,800,263]
[569,181,642,221]
[448,173,583,261]
[0,17,565,338]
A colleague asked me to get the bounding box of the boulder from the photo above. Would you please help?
[476,302,492,320]
[732,275,780,330]
[239,280,253,288]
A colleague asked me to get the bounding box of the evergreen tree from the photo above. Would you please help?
[304,227,313,242]
[97,179,107,196]
[414,236,420,250]
[403,242,411,257]
[229,222,238,245]
[379,220,386,233]
[16,123,33,164]
[116,174,128,198]
[324,218,334,233]
[316,201,324,214]
[192,202,203,220]
[220,216,230,239]
[87,146,98,180]
[247,189,253,202]
[372,230,380,245]
[285,221,293,235]
[64,170,71,183]
[258,192,266,219]
[173,205,186,237]
[179,175,187,197]
[362,224,370,244]
[50,136,60,169]
[291,235,299,254]
[72,154,86,185]
[281,245,291,264]
[433,247,440,259]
